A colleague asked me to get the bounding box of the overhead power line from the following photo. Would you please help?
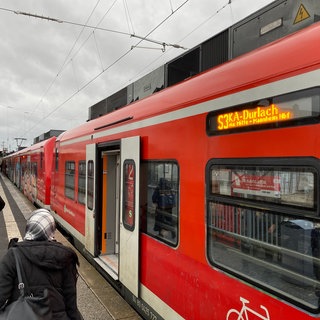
[1,0,233,140]
[29,0,103,118]
[131,34,187,51]
[17,0,190,137]
[9,7,186,51]
[14,10,63,23]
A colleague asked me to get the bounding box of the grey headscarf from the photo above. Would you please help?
[24,208,56,241]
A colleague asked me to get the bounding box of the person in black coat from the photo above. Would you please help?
[0,208,82,320]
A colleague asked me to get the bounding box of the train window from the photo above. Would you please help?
[21,163,26,180]
[123,160,135,231]
[211,165,316,210]
[65,161,75,200]
[55,147,59,171]
[206,158,320,311]
[31,162,37,179]
[207,87,320,135]
[87,160,94,210]
[78,161,86,205]
[140,161,179,246]
[27,158,31,173]
[40,148,43,169]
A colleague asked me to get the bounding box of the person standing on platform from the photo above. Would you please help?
[0,208,83,320]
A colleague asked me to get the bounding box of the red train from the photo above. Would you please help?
[3,136,55,208]
[3,21,320,320]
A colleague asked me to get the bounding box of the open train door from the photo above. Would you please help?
[119,136,140,296]
[85,143,96,255]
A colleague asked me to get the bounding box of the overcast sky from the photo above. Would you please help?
[0,0,274,151]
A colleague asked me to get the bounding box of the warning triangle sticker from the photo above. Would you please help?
[294,4,311,24]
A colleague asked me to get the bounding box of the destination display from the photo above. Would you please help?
[216,104,291,131]
[206,87,320,135]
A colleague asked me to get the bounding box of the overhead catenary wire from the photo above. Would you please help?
[57,0,119,76]
[22,0,190,136]
[0,0,233,141]
[123,0,135,35]
[176,0,233,46]
[127,0,233,89]
[27,0,103,118]
[14,10,63,23]
[93,31,105,71]
[2,0,187,128]
[4,6,187,50]
[169,0,174,13]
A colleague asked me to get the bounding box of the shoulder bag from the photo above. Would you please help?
[0,248,52,320]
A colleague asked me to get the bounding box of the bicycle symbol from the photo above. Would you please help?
[226,296,270,320]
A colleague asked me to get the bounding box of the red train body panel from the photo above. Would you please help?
[4,136,55,207]
[3,23,320,319]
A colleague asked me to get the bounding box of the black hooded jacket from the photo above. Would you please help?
[0,240,81,320]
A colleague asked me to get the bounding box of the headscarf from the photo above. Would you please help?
[24,208,56,241]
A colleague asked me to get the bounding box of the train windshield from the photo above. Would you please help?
[206,158,320,312]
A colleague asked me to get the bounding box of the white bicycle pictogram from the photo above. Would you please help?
[226,297,270,320]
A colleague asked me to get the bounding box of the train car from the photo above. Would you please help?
[3,136,56,208]
[48,22,320,319]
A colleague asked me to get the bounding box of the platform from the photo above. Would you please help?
[0,173,142,320]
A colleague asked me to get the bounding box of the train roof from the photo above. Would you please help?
[4,136,56,159]
[59,22,320,144]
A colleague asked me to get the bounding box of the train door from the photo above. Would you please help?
[96,147,121,280]
[119,136,140,296]
[85,143,96,255]
[90,137,140,295]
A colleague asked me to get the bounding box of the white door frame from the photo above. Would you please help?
[85,143,96,255]
[119,136,140,296]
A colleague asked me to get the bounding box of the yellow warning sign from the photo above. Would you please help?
[294,4,311,24]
